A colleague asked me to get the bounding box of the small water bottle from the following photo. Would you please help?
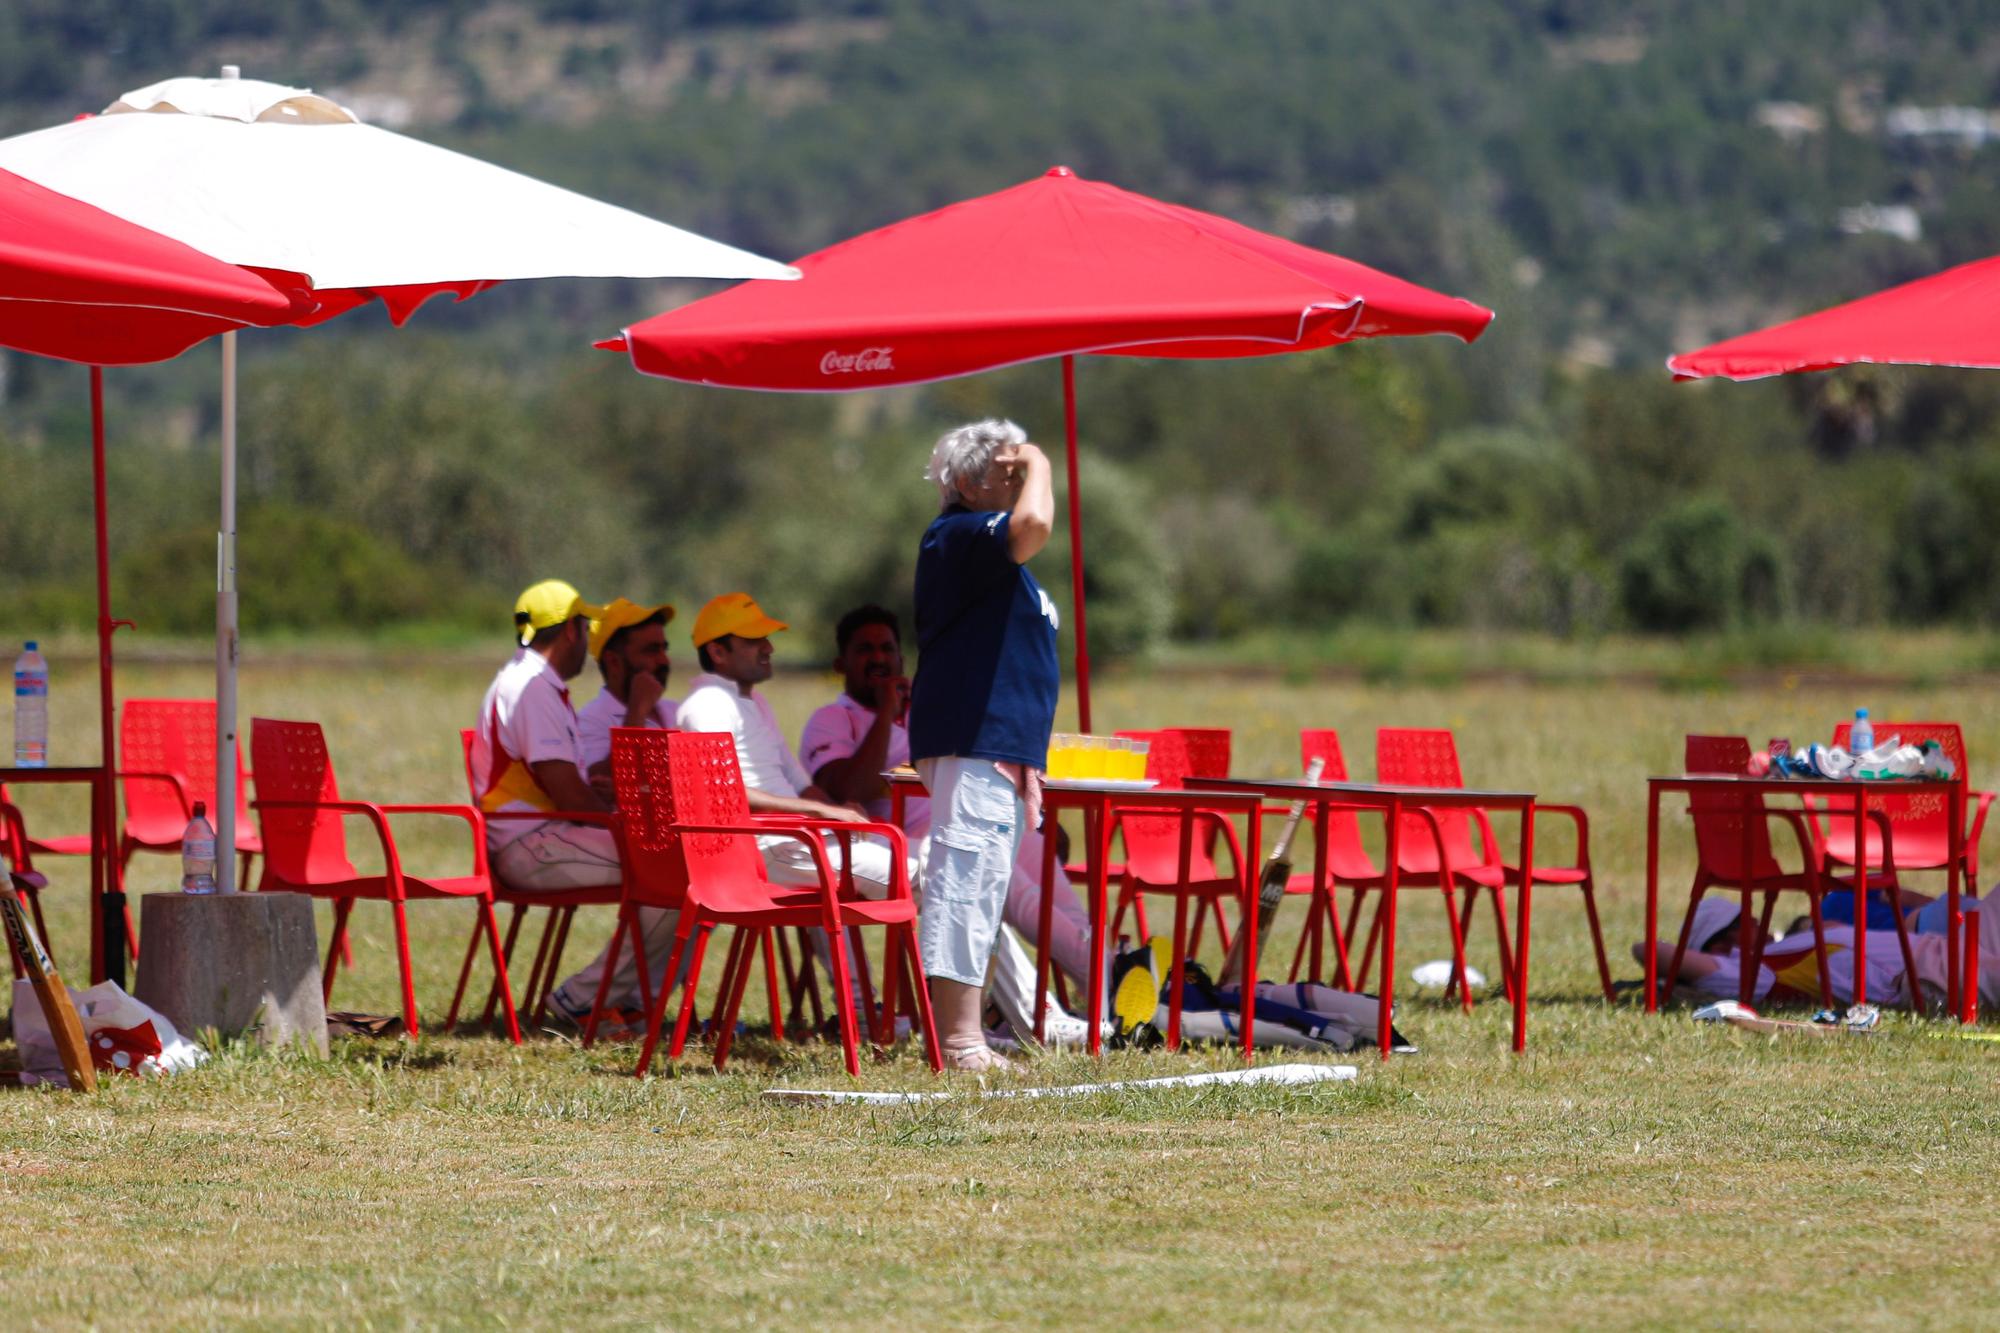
[181,801,218,895]
[13,641,48,768]
[1851,708,1874,758]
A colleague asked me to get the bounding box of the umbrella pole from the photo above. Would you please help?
[215,330,239,893]
[1062,356,1092,733]
[89,367,127,985]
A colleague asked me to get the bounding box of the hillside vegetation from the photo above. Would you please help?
[7,1,2000,655]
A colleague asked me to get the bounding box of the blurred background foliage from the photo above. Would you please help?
[7,1,2000,657]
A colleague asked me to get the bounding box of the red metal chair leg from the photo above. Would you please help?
[709,925,752,1041]
[634,926,694,1079]
[712,926,759,1069]
[1166,894,1190,1051]
[1578,877,1616,1002]
[444,907,487,1030]
[583,905,632,1050]
[480,896,522,1045]
[390,898,421,1037]
[824,918,863,1076]
[535,906,582,1025]
[761,929,785,1044]
[468,902,525,1028]
[666,928,714,1062]
[904,925,943,1072]
[322,898,354,1004]
[1440,885,1473,1013]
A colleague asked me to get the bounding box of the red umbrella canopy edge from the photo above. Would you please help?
[0,166,310,365]
[1668,252,2000,382]
[601,166,1494,389]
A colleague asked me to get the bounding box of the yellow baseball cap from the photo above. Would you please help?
[691,592,788,648]
[589,597,676,659]
[513,579,604,647]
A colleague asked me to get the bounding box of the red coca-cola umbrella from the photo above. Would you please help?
[603,166,1493,727]
[1667,254,2000,380]
[1,165,310,980]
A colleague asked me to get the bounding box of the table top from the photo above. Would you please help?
[1189,775,1536,804]
[0,765,107,781]
[1648,772,1959,790]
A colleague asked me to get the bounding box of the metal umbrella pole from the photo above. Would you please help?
[214,328,238,892]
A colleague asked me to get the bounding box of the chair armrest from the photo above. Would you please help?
[478,808,615,827]
[372,803,492,877]
[1531,803,1590,871]
[1,799,35,875]
[1396,805,1461,886]
[254,797,408,880]
[117,769,197,819]
[1195,809,1247,877]
[1967,791,1995,851]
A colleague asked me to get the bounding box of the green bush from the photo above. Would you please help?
[1618,497,1786,632]
[117,505,470,635]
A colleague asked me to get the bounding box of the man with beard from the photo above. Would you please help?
[801,603,1096,1048]
[577,597,677,783]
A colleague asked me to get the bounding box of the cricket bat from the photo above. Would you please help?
[1,893,96,1092]
[1217,757,1326,987]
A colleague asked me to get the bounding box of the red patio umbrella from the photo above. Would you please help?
[1666,253,2000,381]
[602,166,1493,728]
[0,165,310,981]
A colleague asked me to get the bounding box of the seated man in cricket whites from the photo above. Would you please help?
[576,596,677,782]
[800,603,1095,1046]
[471,580,679,1027]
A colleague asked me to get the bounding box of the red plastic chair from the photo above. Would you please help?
[1286,729,1403,987]
[605,728,938,1077]
[117,699,262,886]
[443,729,626,1032]
[1662,735,1848,1007]
[1097,729,1252,1045]
[1374,727,1613,1003]
[249,717,520,1042]
[1810,721,1994,889]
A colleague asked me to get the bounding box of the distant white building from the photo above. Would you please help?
[1885,105,2000,149]
[1837,203,1922,243]
[1754,101,1825,141]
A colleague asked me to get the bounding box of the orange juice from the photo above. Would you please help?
[1109,739,1146,781]
[1046,734,1076,780]
[1073,736,1110,779]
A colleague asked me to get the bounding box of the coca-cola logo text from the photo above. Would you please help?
[819,347,895,375]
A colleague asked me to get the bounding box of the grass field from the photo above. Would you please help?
[6,654,2000,1328]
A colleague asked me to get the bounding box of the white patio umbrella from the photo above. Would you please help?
[0,70,796,889]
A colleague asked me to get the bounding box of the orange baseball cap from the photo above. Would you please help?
[691,592,788,648]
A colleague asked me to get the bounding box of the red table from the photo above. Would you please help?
[1192,776,1540,1060]
[889,772,1266,1057]
[1644,774,1973,1021]
[0,765,121,984]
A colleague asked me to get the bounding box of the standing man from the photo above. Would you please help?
[577,597,677,781]
[909,419,1063,1071]
[803,603,1095,1046]
[471,580,670,1028]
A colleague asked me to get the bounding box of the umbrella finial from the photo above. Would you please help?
[1046,165,1075,178]
[221,64,240,80]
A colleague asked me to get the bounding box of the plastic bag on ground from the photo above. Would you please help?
[10,979,207,1087]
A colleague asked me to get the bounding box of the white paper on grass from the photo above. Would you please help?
[762,1061,1357,1106]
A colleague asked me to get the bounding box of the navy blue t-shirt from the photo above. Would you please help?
[909,506,1061,769]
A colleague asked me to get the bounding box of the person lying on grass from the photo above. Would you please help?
[1637,893,2000,1009]
[800,602,1096,1048]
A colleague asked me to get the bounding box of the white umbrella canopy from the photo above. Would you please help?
[0,74,796,291]
[0,71,797,890]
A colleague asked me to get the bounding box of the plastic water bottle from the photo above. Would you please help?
[13,641,48,767]
[1851,708,1874,758]
[181,801,218,895]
